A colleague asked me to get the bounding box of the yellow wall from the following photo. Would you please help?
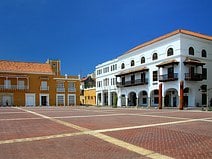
[84,88,96,106]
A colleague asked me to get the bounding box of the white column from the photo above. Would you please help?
[117,95,121,107]
[108,91,111,106]
[126,97,128,107]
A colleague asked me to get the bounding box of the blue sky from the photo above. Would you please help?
[0,0,211,77]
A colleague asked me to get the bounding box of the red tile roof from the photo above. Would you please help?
[124,29,212,54]
[0,60,54,74]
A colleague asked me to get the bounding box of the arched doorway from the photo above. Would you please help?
[164,88,178,107]
[150,89,159,107]
[128,92,137,106]
[121,94,126,106]
[111,92,118,106]
[138,91,148,106]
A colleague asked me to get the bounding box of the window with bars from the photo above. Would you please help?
[57,95,64,105]
[68,95,75,105]
[57,82,65,92]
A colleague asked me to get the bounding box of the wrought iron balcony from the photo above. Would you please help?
[159,73,178,82]
[185,73,203,81]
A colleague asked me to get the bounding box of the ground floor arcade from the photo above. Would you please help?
[96,81,211,109]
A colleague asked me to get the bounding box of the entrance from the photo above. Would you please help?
[128,92,136,106]
[41,96,47,106]
[2,95,13,106]
[40,94,49,106]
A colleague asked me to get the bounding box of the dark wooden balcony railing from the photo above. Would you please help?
[116,78,148,87]
[159,73,178,82]
[185,73,203,81]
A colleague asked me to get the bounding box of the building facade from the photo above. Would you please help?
[0,59,80,106]
[80,73,96,106]
[96,29,212,109]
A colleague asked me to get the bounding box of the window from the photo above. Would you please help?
[18,80,25,89]
[57,95,65,106]
[131,75,135,84]
[152,53,158,60]
[68,95,76,105]
[202,68,207,80]
[41,81,48,90]
[68,82,75,92]
[153,71,158,81]
[202,49,207,57]
[131,60,135,66]
[167,48,174,56]
[121,77,125,85]
[121,63,125,69]
[4,80,11,89]
[141,57,145,64]
[57,82,65,92]
[189,47,194,55]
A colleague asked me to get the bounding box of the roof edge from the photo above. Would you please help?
[123,29,212,55]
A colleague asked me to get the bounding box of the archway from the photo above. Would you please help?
[138,91,148,106]
[128,92,137,106]
[121,94,126,106]
[164,88,178,107]
[111,92,118,106]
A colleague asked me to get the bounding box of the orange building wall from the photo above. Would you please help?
[0,73,80,106]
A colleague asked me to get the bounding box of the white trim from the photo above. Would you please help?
[68,94,76,106]
[39,94,49,106]
[56,94,65,106]
[25,93,36,106]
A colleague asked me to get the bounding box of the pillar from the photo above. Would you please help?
[179,80,184,110]
[159,83,162,109]
[108,91,111,106]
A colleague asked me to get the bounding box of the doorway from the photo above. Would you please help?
[40,94,49,106]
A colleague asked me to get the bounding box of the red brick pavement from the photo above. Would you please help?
[0,135,144,159]
[60,115,184,130]
[0,119,78,140]
[104,121,212,159]
[0,106,211,159]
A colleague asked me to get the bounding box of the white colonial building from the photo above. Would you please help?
[96,29,212,109]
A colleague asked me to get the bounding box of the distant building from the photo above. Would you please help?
[80,73,96,106]
[0,59,80,106]
[95,29,212,109]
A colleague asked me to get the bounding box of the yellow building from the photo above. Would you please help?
[80,74,96,106]
[84,88,96,106]
[0,59,80,106]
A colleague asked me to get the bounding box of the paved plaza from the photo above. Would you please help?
[0,106,211,159]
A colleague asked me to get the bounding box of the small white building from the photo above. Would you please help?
[96,29,212,109]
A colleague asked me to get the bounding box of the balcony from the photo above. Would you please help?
[185,73,203,81]
[0,85,28,91]
[117,79,148,87]
[40,86,49,91]
[159,73,178,82]
[57,87,65,92]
